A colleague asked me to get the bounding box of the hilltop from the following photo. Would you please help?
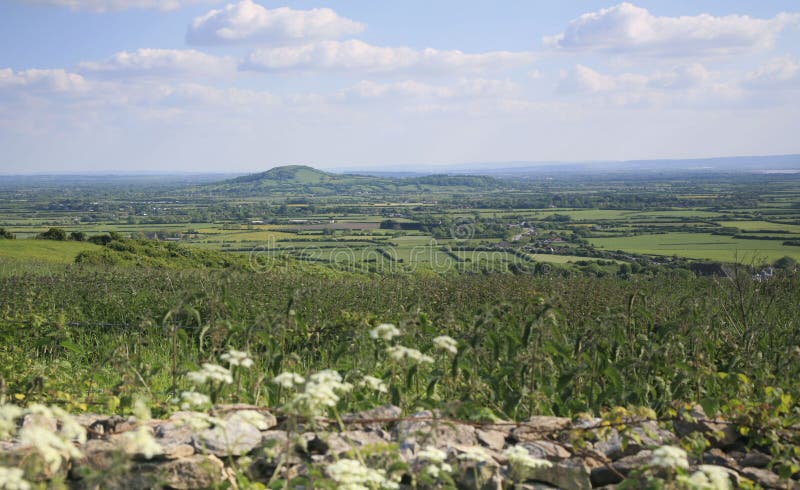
[206,165,505,195]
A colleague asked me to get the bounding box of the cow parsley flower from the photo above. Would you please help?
[326,458,398,490]
[175,412,222,432]
[650,445,689,470]
[187,363,233,385]
[433,335,458,355]
[19,426,82,473]
[418,446,447,464]
[370,323,401,341]
[25,404,86,444]
[0,404,23,440]
[386,346,434,365]
[180,391,211,410]
[285,369,353,416]
[458,447,489,463]
[0,466,31,490]
[504,445,552,469]
[273,372,305,389]
[220,349,254,368]
[359,375,388,393]
[121,426,163,460]
[678,465,732,490]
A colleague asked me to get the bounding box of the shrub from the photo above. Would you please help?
[35,227,67,241]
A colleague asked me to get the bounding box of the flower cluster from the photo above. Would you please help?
[650,445,690,470]
[359,375,388,393]
[0,466,31,490]
[386,346,434,365]
[273,372,305,389]
[677,465,732,490]
[503,445,552,470]
[0,404,23,440]
[121,426,163,460]
[326,458,399,490]
[370,323,401,341]
[433,335,458,355]
[457,447,490,463]
[179,391,211,410]
[187,363,233,385]
[220,349,254,368]
[283,369,353,416]
[19,427,83,473]
[13,404,87,474]
[417,446,453,479]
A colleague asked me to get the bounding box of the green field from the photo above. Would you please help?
[0,240,99,264]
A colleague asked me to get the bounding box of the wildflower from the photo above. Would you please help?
[650,445,689,470]
[386,346,434,365]
[417,446,447,464]
[0,404,23,440]
[19,426,82,473]
[326,458,399,490]
[186,363,233,385]
[359,375,388,393]
[370,323,401,341]
[677,465,733,490]
[220,349,254,368]
[180,391,211,410]
[273,372,305,389]
[175,412,222,432]
[285,369,353,416]
[121,426,163,460]
[433,335,458,355]
[504,445,552,469]
[458,447,489,463]
[132,397,151,422]
[25,404,86,444]
[0,466,31,490]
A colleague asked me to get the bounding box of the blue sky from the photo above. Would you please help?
[1,1,799,173]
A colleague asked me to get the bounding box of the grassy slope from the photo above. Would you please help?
[0,240,99,264]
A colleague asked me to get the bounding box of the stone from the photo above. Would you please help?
[674,405,739,448]
[702,448,736,467]
[520,441,571,461]
[594,422,676,460]
[738,450,771,468]
[155,454,227,489]
[22,412,57,433]
[343,404,402,425]
[741,466,798,489]
[477,429,507,451]
[511,416,572,443]
[224,409,277,431]
[396,411,477,449]
[590,450,653,487]
[526,459,591,490]
[192,415,263,457]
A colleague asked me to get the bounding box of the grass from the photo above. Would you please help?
[589,232,800,262]
[0,240,99,264]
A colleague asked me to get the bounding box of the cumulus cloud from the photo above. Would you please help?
[21,0,213,12]
[0,68,91,93]
[342,79,517,101]
[241,40,535,74]
[77,49,236,78]
[187,1,364,45]
[544,3,800,57]
[744,57,800,89]
[557,63,716,94]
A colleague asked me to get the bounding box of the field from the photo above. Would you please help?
[1,167,800,488]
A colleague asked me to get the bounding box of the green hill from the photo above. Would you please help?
[208,165,506,196]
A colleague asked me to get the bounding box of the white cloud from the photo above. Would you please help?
[187,1,364,45]
[558,64,718,94]
[545,3,800,57]
[21,0,213,12]
[0,68,91,93]
[241,40,535,74]
[744,57,800,89]
[342,79,517,101]
[77,49,236,78]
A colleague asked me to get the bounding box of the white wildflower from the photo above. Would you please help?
[25,404,86,444]
[273,372,305,389]
[132,398,151,422]
[678,465,733,490]
[220,349,254,368]
[386,346,434,365]
[0,405,23,440]
[370,323,400,341]
[417,446,447,464]
[458,447,489,463]
[186,363,233,385]
[285,369,353,416]
[326,458,399,490]
[433,335,458,355]
[650,445,689,470]
[0,466,31,490]
[121,426,163,459]
[175,412,222,432]
[19,426,82,473]
[504,445,552,469]
[424,464,440,478]
[180,391,211,410]
[359,376,388,393]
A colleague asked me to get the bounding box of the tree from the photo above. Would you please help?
[36,227,67,241]
[0,228,14,239]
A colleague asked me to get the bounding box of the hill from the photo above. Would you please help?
[206,165,506,196]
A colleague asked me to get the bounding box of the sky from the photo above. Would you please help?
[1,1,799,173]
